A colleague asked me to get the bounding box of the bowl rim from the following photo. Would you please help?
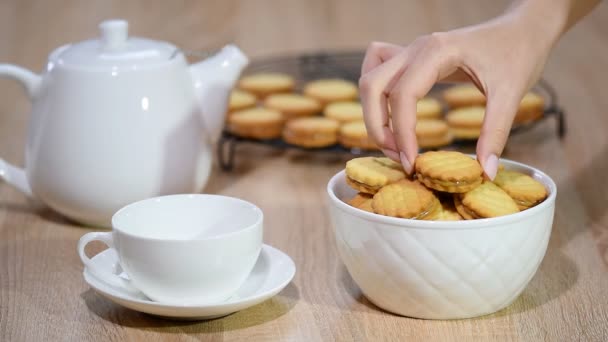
[327,157,557,230]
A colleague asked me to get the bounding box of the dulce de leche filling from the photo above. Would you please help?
[418,174,481,188]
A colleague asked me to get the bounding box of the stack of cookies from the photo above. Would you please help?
[227,70,545,152]
[345,151,547,220]
[227,72,378,150]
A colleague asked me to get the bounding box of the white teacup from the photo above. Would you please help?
[78,194,263,305]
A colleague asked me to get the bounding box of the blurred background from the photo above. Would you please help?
[1,0,607,165]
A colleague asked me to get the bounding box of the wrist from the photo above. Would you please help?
[505,0,570,50]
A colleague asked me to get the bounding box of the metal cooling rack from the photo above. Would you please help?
[218,51,565,171]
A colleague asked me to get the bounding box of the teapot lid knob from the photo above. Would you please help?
[99,20,128,51]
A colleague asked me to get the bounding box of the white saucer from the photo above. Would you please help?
[83,244,296,320]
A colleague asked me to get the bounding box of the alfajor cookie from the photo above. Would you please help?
[493,170,547,210]
[415,151,483,193]
[457,181,520,219]
[371,179,440,219]
[282,117,339,148]
[348,193,374,213]
[416,119,453,149]
[228,107,284,140]
[228,89,257,113]
[345,157,405,194]
[442,84,486,108]
[446,106,485,140]
[436,199,463,221]
[264,93,321,119]
[238,73,295,98]
[324,101,364,123]
[339,121,378,150]
[304,79,358,105]
[417,97,443,120]
[514,92,544,124]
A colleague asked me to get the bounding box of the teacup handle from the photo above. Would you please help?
[78,232,140,296]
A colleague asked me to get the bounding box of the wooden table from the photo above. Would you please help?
[1,1,608,340]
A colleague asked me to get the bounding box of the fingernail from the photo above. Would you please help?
[381,148,400,162]
[399,151,413,175]
[484,154,499,180]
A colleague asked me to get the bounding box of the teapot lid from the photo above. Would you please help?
[52,20,178,70]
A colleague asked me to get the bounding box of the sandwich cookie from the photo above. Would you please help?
[345,157,406,194]
[238,73,295,98]
[415,151,483,193]
[455,181,520,219]
[304,79,358,105]
[282,117,340,148]
[228,107,285,140]
[264,93,321,119]
[493,170,548,210]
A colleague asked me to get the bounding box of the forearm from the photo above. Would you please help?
[506,0,601,44]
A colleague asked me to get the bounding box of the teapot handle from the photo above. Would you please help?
[0,64,41,197]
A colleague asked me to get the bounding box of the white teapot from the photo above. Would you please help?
[0,20,248,227]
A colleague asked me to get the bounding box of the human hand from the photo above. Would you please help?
[358,2,565,179]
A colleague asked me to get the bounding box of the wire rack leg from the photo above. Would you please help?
[556,109,566,138]
[217,134,237,171]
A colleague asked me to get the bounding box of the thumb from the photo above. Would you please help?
[476,92,521,180]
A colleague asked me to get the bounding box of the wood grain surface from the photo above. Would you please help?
[1,1,607,341]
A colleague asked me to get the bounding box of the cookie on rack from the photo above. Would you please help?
[417,97,443,120]
[345,157,406,194]
[282,117,340,148]
[493,169,548,210]
[264,93,321,119]
[303,79,358,105]
[442,84,486,108]
[446,106,485,140]
[415,119,453,149]
[339,121,378,150]
[371,179,440,219]
[415,151,483,193]
[348,193,374,213]
[238,73,295,98]
[456,181,520,219]
[514,92,544,124]
[324,101,364,123]
[228,89,257,113]
[228,107,285,140]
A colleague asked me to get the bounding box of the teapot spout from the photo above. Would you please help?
[190,45,249,142]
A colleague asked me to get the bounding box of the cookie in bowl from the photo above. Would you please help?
[415,151,483,193]
[372,179,441,219]
[345,157,405,194]
[348,193,374,213]
[493,169,548,210]
[455,181,520,219]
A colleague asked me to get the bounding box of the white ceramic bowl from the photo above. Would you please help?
[327,158,556,319]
